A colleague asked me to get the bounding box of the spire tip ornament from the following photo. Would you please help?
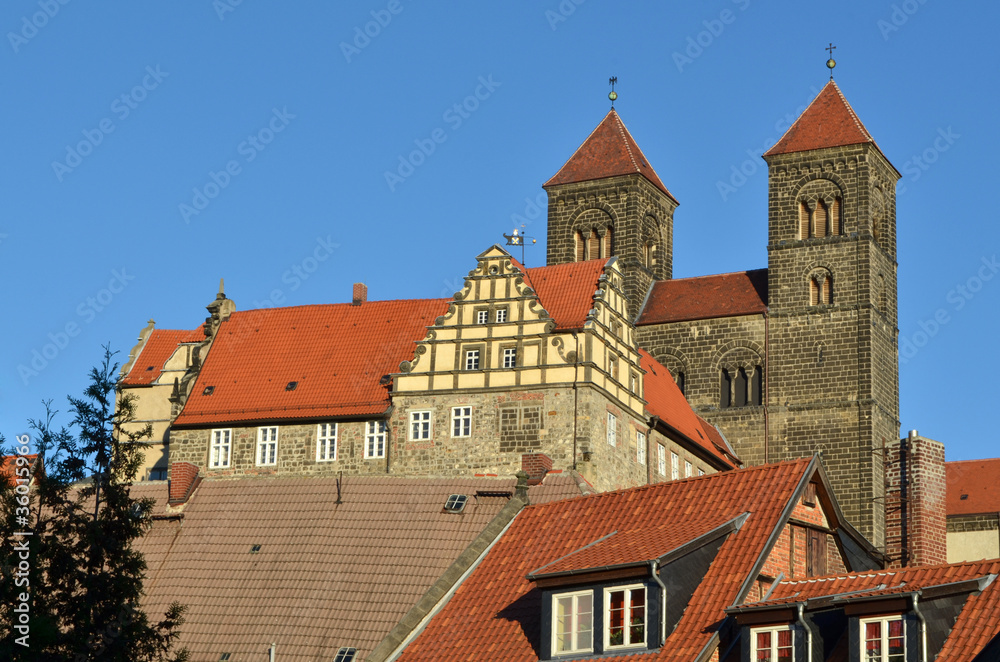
[608,76,618,108]
[825,43,837,80]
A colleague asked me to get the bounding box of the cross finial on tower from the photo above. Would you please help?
[826,43,837,80]
[608,76,618,108]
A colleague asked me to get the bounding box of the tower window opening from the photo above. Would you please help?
[813,200,828,238]
[575,230,586,261]
[830,197,841,235]
[799,202,810,239]
[720,369,732,408]
[588,231,600,261]
[734,368,748,407]
[603,226,614,258]
[751,367,763,406]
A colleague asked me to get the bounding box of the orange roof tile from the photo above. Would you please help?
[0,454,38,487]
[637,269,768,325]
[524,259,608,331]
[172,299,449,427]
[121,328,203,386]
[135,475,584,661]
[947,458,1000,516]
[765,81,879,157]
[397,459,816,662]
[737,560,1000,662]
[696,414,742,467]
[544,109,678,204]
[639,350,736,468]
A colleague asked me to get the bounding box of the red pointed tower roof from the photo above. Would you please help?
[545,109,678,204]
[765,81,888,160]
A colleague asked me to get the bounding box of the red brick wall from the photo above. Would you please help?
[521,453,553,483]
[169,461,199,503]
[884,434,946,567]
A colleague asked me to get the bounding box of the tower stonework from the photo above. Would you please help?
[544,110,678,317]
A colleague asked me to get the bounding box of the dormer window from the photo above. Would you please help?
[861,616,904,662]
[605,585,645,650]
[553,590,594,655]
[751,626,793,662]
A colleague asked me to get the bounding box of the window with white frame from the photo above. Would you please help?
[316,422,337,462]
[604,585,645,650]
[685,460,692,478]
[607,412,617,446]
[451,406,472,437]
[699,468,706,476]
[670,452,680,480]
[409,411,432,440]
[210,429,231,468]
[657,444,666,476]
[465,349,480,370]
[861,616,904,662]
[256,426,278,466]
[751,626,793,662]
[476,309,488,324]
[552,590,593,655]
[503,347,517,369]
[495,307,508,323]
[365,420,386,458]
[636,431,646,465]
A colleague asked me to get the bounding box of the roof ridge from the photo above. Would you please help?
[667,268,768,283]
[612,110,642,173]
[830,80,871,141]
[947,457,1000,464]
[240,297,452,314]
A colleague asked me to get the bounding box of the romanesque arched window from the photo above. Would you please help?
[720,369,731,408]
[797,179,844,240]
[734,368,748,407]
[808,269,833,306]
[603,226,613,258]
[575,231,586,261]
[720,364,763,408]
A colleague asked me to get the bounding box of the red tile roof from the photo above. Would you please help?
[0,454,38,487]
[696,414,741,467]
[544,109,678,204]
[524,259,609,331]
[121,329,203,386]
[639,350,737,468]
[947,458,1000,516]
[736,560,1000,662]
[135,475,584,661]
[765,81,880,158]
[636,269,768,325]
[172,299,450,427]
[397,458,816,662]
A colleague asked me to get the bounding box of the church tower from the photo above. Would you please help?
[763,81,901,547]
[544,109,678,316]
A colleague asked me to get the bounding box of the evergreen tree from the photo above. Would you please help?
[0,347,188,661]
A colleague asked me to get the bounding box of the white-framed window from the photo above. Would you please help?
[451,406,472,437]
[552,590,593,655]
[210,429,231,468]
[671,452,680,480]
[365,420,386,459]
[751,625,793,662]
[861,616,904,662]
[685,460,692,478]
[699,468,706,476]
[256,426,278,466]
[476,309,488,324]
[608,354,618,380]
[503,347,517,369]
[604,585,646,650]
[657,444,666,476]
[465,349,480,370]
[495,307,508,323]
[629,372,636,393]
[409,410,432,440]
[636,431,646,465]
[607,412,617,446]
[317,422,337,462]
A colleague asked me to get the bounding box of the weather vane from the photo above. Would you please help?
[826,43,837,80]
[503,225,536,265]
[608,76,618,108]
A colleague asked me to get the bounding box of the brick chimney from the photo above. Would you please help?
[168,461,201,506]
[884,431,947,567]
[521,453,553,485]
[352,283,367,306]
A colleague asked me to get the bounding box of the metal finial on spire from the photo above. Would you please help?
[826,43,837,80]
[608,76,618,108]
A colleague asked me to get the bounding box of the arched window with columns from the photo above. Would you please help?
[808,269,833,306]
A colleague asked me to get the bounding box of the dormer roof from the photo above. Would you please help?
[544,109,677,204]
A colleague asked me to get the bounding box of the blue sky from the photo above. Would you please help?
[2,2,996,461]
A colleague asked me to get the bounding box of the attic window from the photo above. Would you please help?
[286,381,298,391]
[960,494,969,500]
[145,365,154,371]
[804,482,818,507]
[250,544,262,554]
[203,386,215,395]
[219,655,231,662]
[334,647,357,662]
[444,494,468,512]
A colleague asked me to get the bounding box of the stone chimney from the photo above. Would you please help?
[168,461,201,506]
[884,431,947,567]
[352,283,367,306]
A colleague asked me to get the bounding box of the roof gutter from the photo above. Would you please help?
[649,559,667,646]
[912,593,928,662]
[796,604,814,662]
